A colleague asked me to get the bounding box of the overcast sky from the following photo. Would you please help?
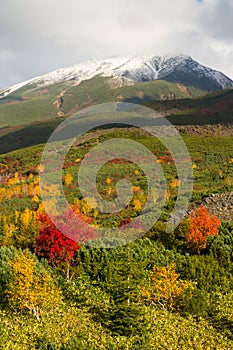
[0,0,233,89]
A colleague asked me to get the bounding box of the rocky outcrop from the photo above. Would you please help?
[194,192,233,222]
[169,192,233,225]
[176,124,233,137]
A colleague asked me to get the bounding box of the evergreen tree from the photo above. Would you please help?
[100,246,146,336]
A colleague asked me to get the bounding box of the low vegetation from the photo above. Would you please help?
[0,125,232,348]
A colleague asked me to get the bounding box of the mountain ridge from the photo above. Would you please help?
[1,54,232,98]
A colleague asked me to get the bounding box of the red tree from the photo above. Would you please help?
[35,214,80,280]
[34,209,96,280]
[186,206,221,254]
[119,217,143,231]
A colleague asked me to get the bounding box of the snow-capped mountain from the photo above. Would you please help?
[1,55,232,98]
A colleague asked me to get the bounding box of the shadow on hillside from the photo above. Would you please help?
[0,120,63,154]
[1,90,233,154]
[211,316,233,341]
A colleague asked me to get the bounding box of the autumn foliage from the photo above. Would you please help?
[141,263,193,310]
[34,213,80,266]
[7,250,62,320]
[186,206,221,254]
[34,213,81,280]
[34,208,96,279]
[119,217,143,231]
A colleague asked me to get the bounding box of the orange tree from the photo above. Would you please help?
[186,206,221,254]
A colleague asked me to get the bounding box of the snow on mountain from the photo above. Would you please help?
[1,55,232,98]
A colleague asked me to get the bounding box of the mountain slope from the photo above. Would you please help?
[0,76,204,129]
[1,55,232,99]
[1,87,233,154]
[0,54,232,154]
[145,88,233,125]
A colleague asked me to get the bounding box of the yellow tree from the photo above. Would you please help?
[7,250,62,320]
[133,199,142,211]
[141,263,193,310]
[105,178,112,196]
[0,217,17,247]
[0,209,38,249]
[169,178,180,189]
[15,208,38,249]
[105,177,112,185]
[63,173,73,186]
[132,185,140,193]
[20,208,34,228]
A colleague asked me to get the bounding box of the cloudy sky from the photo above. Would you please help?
[0,0,233,88]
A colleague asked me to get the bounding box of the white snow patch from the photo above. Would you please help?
[1,55,232,99]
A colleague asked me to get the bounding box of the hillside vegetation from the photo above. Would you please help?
[0,88,232,155]
[0,76,204,129]
[0,62,233,348]
[0,126,232,348]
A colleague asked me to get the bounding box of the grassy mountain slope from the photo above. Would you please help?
[145,88,233,125]
[0,86,232,154]
[0,76,204,129]
[0,73,232,156]
[0,83,233,349]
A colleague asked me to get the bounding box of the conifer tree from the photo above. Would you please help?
[100,246,146,336]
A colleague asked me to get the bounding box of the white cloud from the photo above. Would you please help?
[0,0,233,88]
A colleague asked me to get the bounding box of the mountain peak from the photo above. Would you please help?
[1,54,232,99]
